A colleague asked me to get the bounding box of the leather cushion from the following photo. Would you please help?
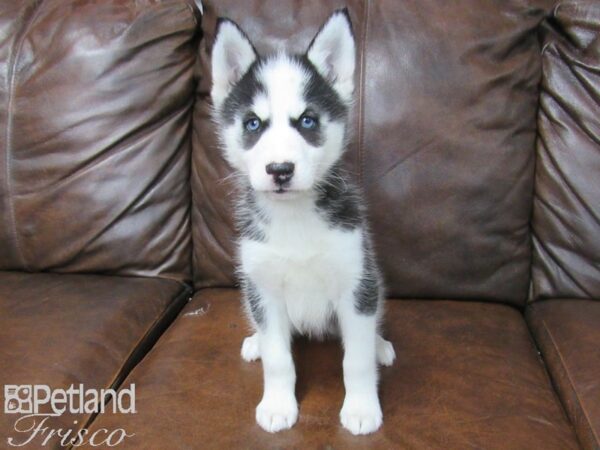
[531,1,600,299]
[0,0,199,280]
[0,271,191,450]
[528,299,600,450]
[86,289,578,449]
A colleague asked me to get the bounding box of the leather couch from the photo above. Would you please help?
[1,1,598,449]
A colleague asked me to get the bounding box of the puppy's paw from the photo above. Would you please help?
[376,336,396,367]
[241,333,260,362]
[340,395,383,435]
[256,392,298,433]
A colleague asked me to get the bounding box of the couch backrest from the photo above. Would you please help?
[192,0,556,306]
[531,1,600,300]
[0,0,199,281]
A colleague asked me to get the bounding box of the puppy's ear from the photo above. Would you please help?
[306,9,355,102]
[211,19,257,109]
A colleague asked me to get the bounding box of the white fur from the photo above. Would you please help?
[254,293,298,433]
[241,333,260,362]
[240,194,364,337]
[338,298,382,435]
[211,10,394,435]
[238,193,391,435]
[243,331,396,367]
[376,334,397,367]
[307,12,356,102]
[211,20,256,110]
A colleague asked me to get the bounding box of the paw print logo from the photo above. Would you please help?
[4,385,32,414]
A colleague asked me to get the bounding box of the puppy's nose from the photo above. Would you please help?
[265,162,295,185]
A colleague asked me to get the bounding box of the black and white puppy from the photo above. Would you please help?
[210,9,395,435]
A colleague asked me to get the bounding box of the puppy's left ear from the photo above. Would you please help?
[306,9,355,102]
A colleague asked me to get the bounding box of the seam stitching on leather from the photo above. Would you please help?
[530,11,550,303]
[356,0,369,184]
[541,317,599,446]
[530,0,568,302]
[4,0,45,271]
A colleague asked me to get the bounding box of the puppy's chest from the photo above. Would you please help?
[241,210,364,303]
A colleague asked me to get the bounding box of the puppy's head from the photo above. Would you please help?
[211,10,355,198]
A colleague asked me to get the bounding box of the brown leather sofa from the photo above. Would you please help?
[1,1,598,449]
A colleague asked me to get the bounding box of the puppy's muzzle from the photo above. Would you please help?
[266,162,295,188]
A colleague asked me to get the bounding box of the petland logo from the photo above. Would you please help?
[4,384,136,447]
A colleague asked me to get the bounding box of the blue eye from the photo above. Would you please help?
[300,115,317,129]
[245,117,262,132]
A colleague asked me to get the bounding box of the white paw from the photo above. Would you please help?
[376,336,396,367]
[256,392,298,433]
[340,395,383,435]
[241,334,260,362]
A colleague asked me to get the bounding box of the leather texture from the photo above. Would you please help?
[528,299,600,450]
[0,271,191,450]
[86,289,579,449]
[192,0,555,306]
[0,0,199,281]
[531,1,600,300]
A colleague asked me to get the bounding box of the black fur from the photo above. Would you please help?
[353,239,381,315]
[298,55,348,122]
[242,116,270,150]
[289,114,323,147]
[237,188,266,241]
[353,271,379,315]
[221,60,265,126]
[315,165,363,230]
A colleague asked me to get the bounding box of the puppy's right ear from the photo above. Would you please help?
[211,19,257,110]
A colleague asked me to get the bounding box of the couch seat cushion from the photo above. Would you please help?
[528,299,600,450]
[0,271,191,449]
[86,289,579,449]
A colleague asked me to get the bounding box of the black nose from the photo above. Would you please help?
[265,162,295,185]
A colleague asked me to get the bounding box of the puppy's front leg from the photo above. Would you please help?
[255,296,297,433]
[338,294,382,435]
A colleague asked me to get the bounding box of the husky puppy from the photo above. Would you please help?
[210,9,395,435]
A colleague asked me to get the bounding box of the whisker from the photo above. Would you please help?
[217,171,245,185]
